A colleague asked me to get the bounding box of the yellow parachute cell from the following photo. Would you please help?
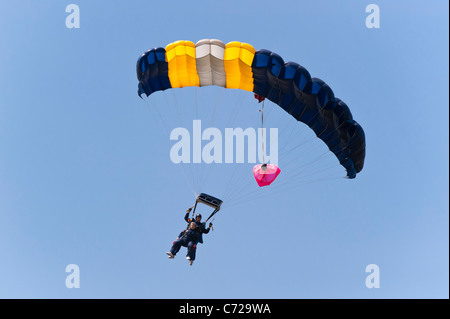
[223,42,255,91]
[166,40,200,88]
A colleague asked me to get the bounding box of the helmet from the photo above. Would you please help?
[195,213,202,219]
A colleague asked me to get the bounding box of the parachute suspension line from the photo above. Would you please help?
[280,100,350,162]
[228,144,345,205]
[226,76,283,203]
[228,145,344,206]
[159,91,196,196]
[260,154,344,194]
[223,101,266,204]
[275,160,344,188]
[220,90,253,201]
[206,88,225,128]
[141,96,197,197]
[278,120,298,155]
[224,89,275,204]
[275,99,322,155]
[224,82,274,204]
[221,160,244,203]
[225,176,344,211]
[180,89,204,194]
[280,149,335,182]
[222,79,279,205]
[193,89,200,202]
[280,118,349,171]
[194,88,200,195]
[256,171,345,202]
[160,93,178,130]
[256,105,334,194]
[229,92,292,204]
[171,89,199,196]
[292,163,345,181]
[281,123,334,161]
[226,91,344,206]
[281,139,327,169]
[197,88,226,192]
[276,99,314,156]
[142,96,170,135]
[223,97,266,203]
[171,91,199,197]
[195,87,199,119]
[171,89,184,127]
[281,112,334,156]
[245,146,346,203]
[225,89,247,128]
[221,167,246,204]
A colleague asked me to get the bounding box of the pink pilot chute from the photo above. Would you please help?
[253,164,281,187]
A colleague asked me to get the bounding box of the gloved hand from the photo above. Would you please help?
[209,222,213,228]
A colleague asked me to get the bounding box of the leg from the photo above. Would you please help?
[187,241,197,261]
[171,238,187,255]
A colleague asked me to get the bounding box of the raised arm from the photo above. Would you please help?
[200,222,212,234]
[184,206,193,223]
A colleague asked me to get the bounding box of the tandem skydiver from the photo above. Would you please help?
[166,207,213,265]
[184,206,213,244]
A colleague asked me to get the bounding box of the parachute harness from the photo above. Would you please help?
[188,193,222,231]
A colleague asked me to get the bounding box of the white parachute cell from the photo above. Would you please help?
[195,39,226,87]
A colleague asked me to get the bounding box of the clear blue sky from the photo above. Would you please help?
[0,0,448,298]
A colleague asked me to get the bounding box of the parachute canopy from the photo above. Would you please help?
[137,39,366,179]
